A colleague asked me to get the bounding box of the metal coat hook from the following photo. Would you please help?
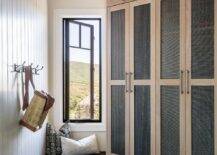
[12,61,26,73]
[12,61,44,75]
[33,66,44,75]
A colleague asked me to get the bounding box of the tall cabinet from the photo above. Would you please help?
[107,0,217,154]
[108,0,156,154]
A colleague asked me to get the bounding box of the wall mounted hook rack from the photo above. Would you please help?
[12,61,44,75]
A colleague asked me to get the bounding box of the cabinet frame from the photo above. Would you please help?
[107,0,135,7]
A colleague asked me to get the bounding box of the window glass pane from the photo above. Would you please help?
[93,62,100,120]
[69,48,91,120]
[81,26,91,49]
[76,20,101,120]
[69,23,79,47]
[94,46,100,120]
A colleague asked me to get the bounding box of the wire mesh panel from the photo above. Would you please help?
[111,10,125,80]
[134,4,151,80]
[191,86,214,155]
[161,86,180,155]
[191,0,214,79]
[111,86,125,155]
[161,0,180,79]
[134,86,150,155]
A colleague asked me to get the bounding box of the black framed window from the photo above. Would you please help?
[63,18,102,122]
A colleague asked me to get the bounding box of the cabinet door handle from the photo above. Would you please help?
[181,70,184,94]
[129,72,133,93]
[187,70,190,94]
[125,72,129,93]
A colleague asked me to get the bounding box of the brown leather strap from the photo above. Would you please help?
[40,91,55,111]
[22,66,35,110]
[38,91,55,129]
[44,94,55,111]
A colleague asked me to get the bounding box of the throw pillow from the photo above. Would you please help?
[61,135,100,155]
[45,123,62,155]
[59,122,71,138]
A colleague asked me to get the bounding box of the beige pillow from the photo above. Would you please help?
[61,134,100,155]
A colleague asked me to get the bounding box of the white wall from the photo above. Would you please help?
[48,0,107,151]
[0,0,48,155]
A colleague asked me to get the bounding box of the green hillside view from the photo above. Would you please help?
[69,61,100,120]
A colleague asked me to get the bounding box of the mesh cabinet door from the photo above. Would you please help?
[130,1,155,155]
[108,4,130,155]
[185,0,216,154]
[133,3,151,154]
[156,0,185,154]
[110,8,126,155]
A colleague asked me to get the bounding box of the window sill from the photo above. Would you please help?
[68,122,106,132]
